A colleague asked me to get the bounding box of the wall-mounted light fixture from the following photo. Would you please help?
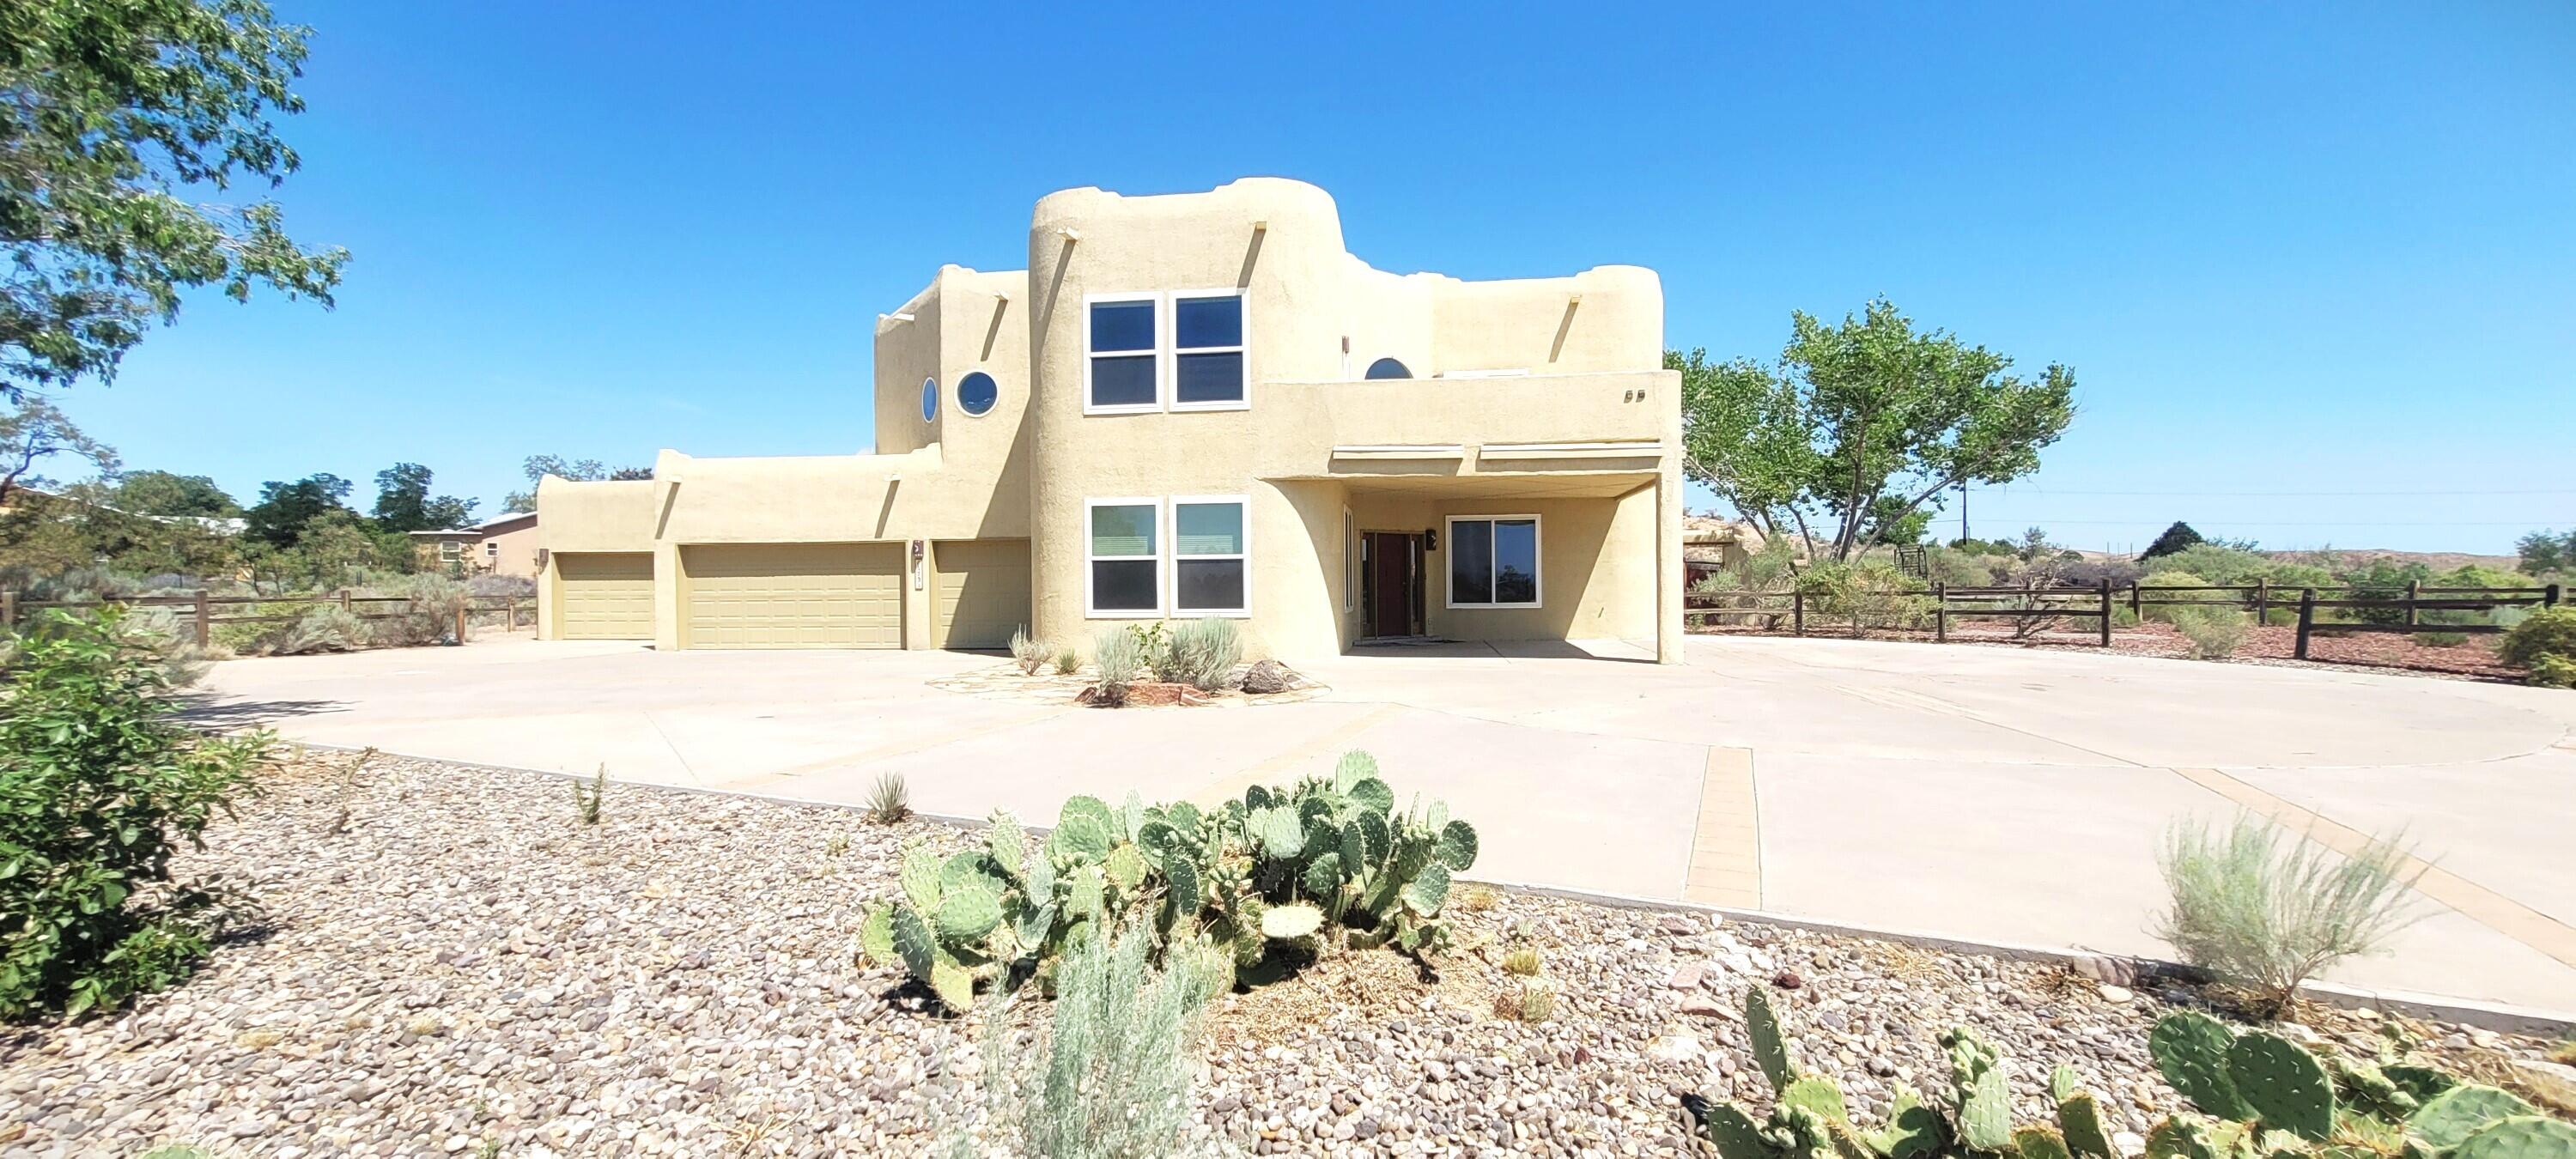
[1425,527,1439,551]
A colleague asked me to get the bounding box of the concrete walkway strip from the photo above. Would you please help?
[2172,766,2576,970]
[1682,746,1763,908]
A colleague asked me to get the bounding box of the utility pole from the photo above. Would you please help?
[1958,482,1969,544]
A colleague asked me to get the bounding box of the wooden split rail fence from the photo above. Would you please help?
[0,589,534,646]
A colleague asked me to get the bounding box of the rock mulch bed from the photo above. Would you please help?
[1,754,2565,1156]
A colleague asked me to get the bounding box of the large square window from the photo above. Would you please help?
[1171,294,1244,407]
[1447,516,1540,608]
[1086,297,1159,410]
[1173,496,1249,615]
[1087,500,1160,615]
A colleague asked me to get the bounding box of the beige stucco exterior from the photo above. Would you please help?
[538,177,1684,662]
[410,512,542,578]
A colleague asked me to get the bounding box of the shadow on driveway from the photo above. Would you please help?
[179,695,345,730]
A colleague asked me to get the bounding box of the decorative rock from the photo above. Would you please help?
[1659,915,1699,937]
[1771,971,1803,990]
[2097,985,2133,1004]
[1241,659,1299,695]
[1665,963,1705,991]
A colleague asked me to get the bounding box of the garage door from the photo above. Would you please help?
[555,552,653,640]
[933,538,1031,650]
[682,543,901,649]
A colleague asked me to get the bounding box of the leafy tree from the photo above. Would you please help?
[1,0,348,403]
[2140,521,2205,561]
[2518,529,2576,576]
[1671,298,2075,561]
[1862,495,1933,546]
[370,462,477,532]
[107,470,237,518]
[241,472,350,547]
[501,454,647,511]
[0,396,116,505]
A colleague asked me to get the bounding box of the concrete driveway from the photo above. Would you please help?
[194,633,2576,1012]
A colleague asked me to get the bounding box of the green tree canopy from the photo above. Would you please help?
[109,470,237,518]
[1,0,348,402]
[241,471,349,546]
[1671,298,2075,562]
[501,454,649,512]
[370,461,477,532]
[0,394,114,503]
[2518,530,2575,576]
[2141,521,2206,561]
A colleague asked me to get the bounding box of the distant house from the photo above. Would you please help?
[409,511,540,578]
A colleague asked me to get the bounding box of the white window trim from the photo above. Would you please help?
[1084,496,1163,618]
[1341,507,1356,613]
[1170,493,1251,617]
[1167,288,1249,413]
[1444,514,1543,610]
[483,540,499,559]
[920,376,939,423]
[1081,292,1163,416]
[1080,289,1249,415]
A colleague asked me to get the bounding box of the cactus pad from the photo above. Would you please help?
[2152,1012,2256,1123]
[1692,1101,1782,1159]
[1103,842,1147,892]
[1747,988,1799,1092]
[899,846,944,913]
[2059,1090,2117,1159]
[2144,1117,2221,1159]
[1400,861,1451,916]
[1260,901,1324,939]
[2227,1029,2336,1142]
[984,811,1023,878]
[928,946,974,1010]
[934,881,1003,941]
[2451,1118,2576,1159]
[1301,851,1344,900]
[1437,819,1479,871]
[2410,1086,2541,1150]
[857,904,894,965]
[2017,1125,2076,1159]
[1959,1064,2014,1153]
[1777,1076,1847,1123]
[891,905,935,982]
[1048,813,1113,864]
[1868,1086,1949,1159]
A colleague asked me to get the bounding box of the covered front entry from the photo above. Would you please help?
[680,543,902,649]
[931,538,1032,650]
[553,552,654,640]
[1360,531,1425,638]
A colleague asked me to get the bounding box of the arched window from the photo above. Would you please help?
[1364,357,1412,380]
[920,377,939,422]
[957,371,999,416]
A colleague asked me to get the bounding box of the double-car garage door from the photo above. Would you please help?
[555,540,1030,649]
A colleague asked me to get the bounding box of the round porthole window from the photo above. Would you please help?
[957,370,998,416]
[1365,357,1412,379]
[920,377,939,422]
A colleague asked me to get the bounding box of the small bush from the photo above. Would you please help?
[2135,570,2210,625]
[967,928,1221,1159]
[0,610,270,1018]
[1163,619,1242,692]
[2153,814,2425,1017]
[1795,561,1930,638]
[277,605,368,654]
[1051,645,1079,676]
[1501,947,1541,976]
[1009,626,1045,675]
[1493,980,1555,1022]
[1091,628,1145,705]
[571,764,606,825]
[2500,606,2576,671]
[374,573,466,646]
[2169,605,2250,660]
[2527,654,2576,690]
[866,772,911,824]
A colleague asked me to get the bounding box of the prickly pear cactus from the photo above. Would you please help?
[2017,1125,2077,1159]
[2450,1117,2576,1159]
[2144,1117,2224,1159]
[2058,1089,2118,1159]
[2409,1086,2541,1150]
[1692,1100,1783,1159]
[1941,1027,2014,1153]
[2152,1012,2257,1123]
[1867,1086,1949,1159]
[2227,1030,2336,1143]
[1777,1076,1848,1123]
[1748,987,1800,1092]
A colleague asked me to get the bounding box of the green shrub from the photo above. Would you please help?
[1163,619,1241,692]
[372,573,466,646]
[858,751,1477,1012]
[2153,814,2424,1017]
[0,609,270,1018]
[2530,654,2576,690]
[2499,606,2576,669]
[1051,645,1079,676]
[965,927,1223,1159]
[277,604,367,654]
[1796,561,1930,637]
[1925,546,2005,589]
[1090,629,1144,705]
[2169,604,2251,660]
[866,772,911,824]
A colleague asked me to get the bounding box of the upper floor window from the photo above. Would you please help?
[957,370,999,416]
[1447,515,1540,609]
[1364,357,1412,379]
[1084,290,1247,414]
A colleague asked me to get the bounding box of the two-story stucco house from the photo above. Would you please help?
[535,178,1685,663]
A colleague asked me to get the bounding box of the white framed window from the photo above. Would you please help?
[1172,495,1249,616]
[483,540,499,561]
[1170,290,1246,410]
[1084,293,1161,414]
[1081,289,1248,414]
[1085,498,1162,617]
[1341,507,1356,612]
[1446,515,1540,609]
[437,540,462,561]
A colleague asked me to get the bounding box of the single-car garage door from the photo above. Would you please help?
[682,543,902,649]
[554,552,653,640]
[933,538,1031,650]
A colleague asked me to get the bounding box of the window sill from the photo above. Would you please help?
[1170,399,1250,413]
[1085,608,1167,619]
[1446,602,1542,610]
[1173,608,1252,618]
[1083,403,1163,416]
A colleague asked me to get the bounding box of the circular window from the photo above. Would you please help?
[957,370,998,416]
[920,377,938,422]
[1364,357,1412,379]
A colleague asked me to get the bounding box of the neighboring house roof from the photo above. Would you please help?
[0,485,246,535]
[406,511,538,538]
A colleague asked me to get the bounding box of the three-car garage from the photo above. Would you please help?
[547,540,1030,650]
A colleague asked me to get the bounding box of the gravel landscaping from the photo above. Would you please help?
[1,752,2567,1157]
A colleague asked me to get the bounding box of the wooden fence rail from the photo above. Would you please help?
[0,588,533,646]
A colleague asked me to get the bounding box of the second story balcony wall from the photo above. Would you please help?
[1249,369,1680,480]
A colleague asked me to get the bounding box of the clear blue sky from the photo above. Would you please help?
[69,3,2576,554]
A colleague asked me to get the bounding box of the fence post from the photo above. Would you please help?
[1793,588,1804,637]
[1,590,14,629]
[2129,581,2140,616]
[454,604,470,646]
[2405,579,2421,628]
[2099,578,2112,646]
[193,590,212,647]
[2295,588,2315,660]
[2548,584,2562,610]
[2256,578,2269,626]
[1935,582,1947,642]
[337,587,352,613]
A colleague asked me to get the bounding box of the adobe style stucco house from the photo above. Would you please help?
[536,178,1685,663]
[408,511,541,578]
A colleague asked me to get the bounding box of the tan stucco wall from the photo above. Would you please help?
[538,177,1683,662]
[482,517,542,578]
